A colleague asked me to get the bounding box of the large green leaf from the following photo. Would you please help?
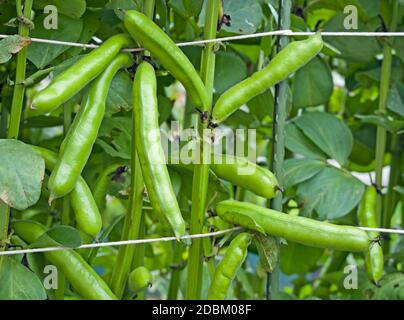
[280,242,323,275]
[283,158,326,189]
[33,0,86,19]
[27,14,83,68]
[199,0,263,34]
[323,12,380,62]
[0,140,45,210]
[0,257,47,300]
[293,112,353,166]
[214,52,248,94]
[372,273,404,300]
[293,57,333,109]
[106,71,133,115]
[388,82,404,117]
[285,123,327,159]
[0,36,31,64]
[297,166,364,219]
[30,225,82,249]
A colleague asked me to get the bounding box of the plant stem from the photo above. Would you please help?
[0,0,33,260]
[382,134,401,253]
[110,0,154,299]
[375,0,399,226]
[186,0,218,300]
[167,242,185,300]
[268,0,291,300]
[8,0,33,139]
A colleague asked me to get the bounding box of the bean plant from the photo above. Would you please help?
[0,0,403,300]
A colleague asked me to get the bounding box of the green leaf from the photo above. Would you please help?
[214,52,248,94]
[293,112,353,165]
[33,0,86,19]
[372,273,404,300]
[0,139,45,210]
[283,158,326,189]
[183,0,204,18]
[388,82,404,117]
[356,114,404,134]
[0,257,47,300]
[219,211,266,235]
[27,14,83,68]
[0,36,32,64]
[66,12,101,57]
[280,242,323,275]
[199,0,263,34]
[285,123,327,160]
[297,166,365,219]
[30,225,82,249]
[323,12,380,62]
[293,57,333,109]
[255,234,279,273]
[97,117,132,160]
[247,91,274,121]
[106,71,133,115]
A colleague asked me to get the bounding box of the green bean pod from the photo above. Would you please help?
[31,34,133,114]
[208,233,252,300]
[48,53,133,200]
[216,200,369,252]
[212,34,323,123]
[31,146,102,237]
[358,187,384,284]
[210,154,280,199]
[13,220,117,300]
[134,62,186,239]
[128,266,153,292]
[124,10,209,110]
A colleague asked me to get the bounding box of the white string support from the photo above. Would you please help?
[1,226,403,257]
[1,30,404,53]
[0,227,242,256]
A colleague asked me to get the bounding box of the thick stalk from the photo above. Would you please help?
[375,45,392,225]
[186,0,218,300]
[268,0,291,300]
[167,243,185,300]
[0,0,33,258]
[110,0,154,299]
[375,1,398,225]
[382,134,401,253]
[8,0,33,139]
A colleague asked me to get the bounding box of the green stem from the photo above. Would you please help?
[167,243,185,300]
[268,0,291,300]
[375,1,398,225]
[8,0,34,139]
[186,0,219,300]
[382,134,400,253]
[110,0,154,299]
[0,0,33,260]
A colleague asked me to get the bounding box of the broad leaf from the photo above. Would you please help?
[356,114,404,134]
[33,0,86,19]
[106,71,134,115]
[0,36,31,64]
[285,123,326,159]
[293,57,333,109]
[297,166,365,219]
[293,112,353,165]
[0,140,45,210]
[388,82,404,117]
[283,158,326,189]
[27,14,83,68]
[0,257,46,300]
[255,234,279,273]
[280,242,323,275]
[30,225,82,249]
